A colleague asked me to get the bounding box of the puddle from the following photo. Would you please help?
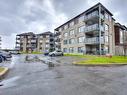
[0,76,21,88]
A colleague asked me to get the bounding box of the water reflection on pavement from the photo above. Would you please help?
[0,54,127,95]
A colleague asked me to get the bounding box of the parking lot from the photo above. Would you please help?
[0,54,127,95]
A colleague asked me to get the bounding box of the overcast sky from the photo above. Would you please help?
[0,0,127,49]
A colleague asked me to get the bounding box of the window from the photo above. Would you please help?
[64,24,68,30]
[105,46,109,53]
[69,47,74,53]
[70,21,74,27]
[120,30,124,44]
[64,32,68,37]
[78,25,85,33]
[45,44,49,48]
[78,47,84,53]
[59,28,62,31]
[105,13,109,20]
[63,40,68,45]
[78,37,85,43]
[105,36,109,43]
[109,16,112,21]
[69,30,75,36]
[63,48,67,53]
[69,39,75,44]
[105,24,109,35]
[78,15,84,22]
[105,24,109,31]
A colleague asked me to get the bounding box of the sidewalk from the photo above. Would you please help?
[0,67,9,79]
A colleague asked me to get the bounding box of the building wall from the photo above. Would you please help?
[55,4,115,55]
[114,24,127,55]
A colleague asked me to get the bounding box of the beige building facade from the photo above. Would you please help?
[55,3,115,55]
[16,32,37,53]
[16,32,54,53]
[37,32,54,52]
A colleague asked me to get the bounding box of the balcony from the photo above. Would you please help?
[85,37,104,44]
[31,40,36,43]
[84,11,99,21]
[85,24,99,33]
[16,38,20,40]
[16,42,20,44]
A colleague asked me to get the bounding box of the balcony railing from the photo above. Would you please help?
[84,11,99,21]
[85,24,99,32]
[85,37,104,44]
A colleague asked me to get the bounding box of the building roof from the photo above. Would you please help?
[37,31,53,35]
[115,23,127,30]
[55,2,113,31]
[17,32,35,36]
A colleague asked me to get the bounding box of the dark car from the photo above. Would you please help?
[0,55,6,63]
[44,51,49,56]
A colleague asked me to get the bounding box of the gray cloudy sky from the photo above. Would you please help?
[0,0,127,49]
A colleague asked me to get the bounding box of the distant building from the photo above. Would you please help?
[16,32,37,53]
[37,32,54,52]
[15,32,54,53]
[114,23,127,55]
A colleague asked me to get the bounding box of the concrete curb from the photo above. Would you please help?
[0,67,9,80]
[73,62,127,67]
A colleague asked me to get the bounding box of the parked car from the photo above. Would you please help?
[0,55,3,63]
[44,51,49,56]
[0,54,7,63]
[49,50,63,56]
[0,51,12,59]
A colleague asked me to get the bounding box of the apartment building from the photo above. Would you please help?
[114,23,127,55]
[15,32,54,53]
[16,32,37,53]
[37,32,54,52]
[54,3,115,55]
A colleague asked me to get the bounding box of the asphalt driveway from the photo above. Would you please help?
[0,54,127,95]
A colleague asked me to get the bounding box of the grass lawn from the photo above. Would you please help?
[0,67,5,73]
[20,51,42,54]
[64,53,127,65]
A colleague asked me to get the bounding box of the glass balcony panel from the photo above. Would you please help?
[85,24,99,32]
[84,11,99,21]
[85,37,104,44]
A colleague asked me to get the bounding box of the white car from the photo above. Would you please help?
[49,50,63,56]
[0,51,12,58]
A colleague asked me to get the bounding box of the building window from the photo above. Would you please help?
[64,24,68,30]
[64,32,68,37]
[78,25,85,33]
[78,15,84,22]
[69,47,74,53]
[105,46,109,53]
[69,38,75,44]
[120,30,124,44]
[70,21,74,27]
[63,40,68,45]
[105,24,109,31]
[105,36,109,43]
[78,37,85,43]
[59,28,62,31]
[78,47,84,53]
[105,13,109,20]
[69,30,75,36]
[105,24,109,35]
[63,48,67,53]
[109,16,112,21]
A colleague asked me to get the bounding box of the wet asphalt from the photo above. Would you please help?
[0,54,127,95]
